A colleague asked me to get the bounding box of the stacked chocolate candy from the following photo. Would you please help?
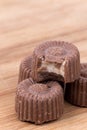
[16,41,87,125]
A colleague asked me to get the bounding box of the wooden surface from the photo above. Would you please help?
[0,0,87,130]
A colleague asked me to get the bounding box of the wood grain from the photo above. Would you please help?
[0,0,87,130]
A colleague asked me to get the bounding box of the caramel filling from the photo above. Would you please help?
[38,60,66,77]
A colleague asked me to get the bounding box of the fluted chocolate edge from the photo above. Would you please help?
[65,53,80,83]
[18,56,32,83]
[16,91,63,124]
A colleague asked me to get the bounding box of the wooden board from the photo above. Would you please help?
[0,0,87,129]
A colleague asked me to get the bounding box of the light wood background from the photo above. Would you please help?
[0,0,87,130]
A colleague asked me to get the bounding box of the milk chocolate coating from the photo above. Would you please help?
[31,41,80,83]
[15,78,64,124]
[65,63,87,107]
[18,56,32,83]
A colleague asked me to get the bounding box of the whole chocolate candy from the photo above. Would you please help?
[15,78,64,124]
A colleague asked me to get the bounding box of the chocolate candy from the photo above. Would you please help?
[18,56,32,83]
[65,63,87,107]
[15,78,64,124]
[31,41,80,83]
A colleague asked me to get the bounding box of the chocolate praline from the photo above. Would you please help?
[31,41,80,83]
[15,78,64,124]
[65,63,87,107]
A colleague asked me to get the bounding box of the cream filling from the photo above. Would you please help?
[39,60,66,77]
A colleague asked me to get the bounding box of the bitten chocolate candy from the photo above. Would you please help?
[18,56,32,83]
[65,63,87,107]
[15,78,64,124]
[31,41,80,83]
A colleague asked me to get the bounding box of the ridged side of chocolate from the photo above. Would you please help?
[65,63,87,107]
[31,41,80,83]
[18,56,32,83]
[16,78,64,124]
